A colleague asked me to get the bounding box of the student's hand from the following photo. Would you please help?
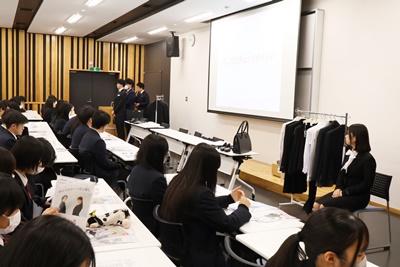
[239,196,251,208]
[42,207,60,215]
[231,186,245,202]
[332,189,342,198]
[44,201,51,206]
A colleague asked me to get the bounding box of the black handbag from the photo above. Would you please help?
[232,121,252,154]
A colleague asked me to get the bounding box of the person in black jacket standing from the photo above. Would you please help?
[134,82,150,118]
[112,79,127,139]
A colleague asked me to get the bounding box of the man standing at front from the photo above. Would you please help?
[112,79,127,139]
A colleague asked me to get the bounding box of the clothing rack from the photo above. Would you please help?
[155,95,164,124]
[279,108,349,208]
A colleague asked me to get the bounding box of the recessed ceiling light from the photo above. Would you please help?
[55,27,67,35]
[147,26,168,35]
[184,12,213,23]
[85,0,103,7]
[123,36,138,43]
[67,13,83,24]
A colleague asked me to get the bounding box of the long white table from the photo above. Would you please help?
[100,132,139,162]
[95,247,175,267]
[22,110,43,121]
[125,121,163,141]
[90,179,161,252]
[26,121,77,163]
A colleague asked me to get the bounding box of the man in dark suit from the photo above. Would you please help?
[79,110,119,190]
[125,78,136,134]
[0,109,28,150]
[112,79,127,139]
[134,82,150,118]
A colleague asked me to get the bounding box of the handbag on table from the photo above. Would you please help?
[232,120,252,154]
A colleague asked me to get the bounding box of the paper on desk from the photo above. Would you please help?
[228,200,277,212]
[86,226,138,247]
[250,209,298,223]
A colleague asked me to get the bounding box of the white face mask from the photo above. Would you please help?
[36,166,45,174]
[69,110,76,119]
[0,210,21,234]
[354,255,367,267]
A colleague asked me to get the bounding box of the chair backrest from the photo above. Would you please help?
[194,131,202,137]
[371,172,392,201]
[212,136,224,142]
[79,151,95,175]
[224,236,263,267]
[131,196,157,235]
[153,205,186,264]
[127,110,144,121]
[178,128,189,134]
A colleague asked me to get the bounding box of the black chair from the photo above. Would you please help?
[56,131,71,149]
[178,128,189,134]
[126,196,157,235]
[194,131,202,137]
[153,205,186,266]
[354,172,392,251]
[224,236,263,267]
[79,151,95,175]
[69,147,83,175]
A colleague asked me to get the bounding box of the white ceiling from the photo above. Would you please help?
[0,0,275,44]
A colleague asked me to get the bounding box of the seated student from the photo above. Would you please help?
[61,114,77,136]
[266,207,369,267]
[11,136,50,222]
[0,109,28,150]
[50,99,64,126]
[128,134,168,233]
[0,173,24,246]
[8,96,26,112]
[42,97,57,124]
[28,137,57,196]
[70,106,96,149]
[53,102,73,133]
[0,215,95,266]
[160,143,251,267]
[314,124,376,212]
[79,110,119,190]
[0,148,16,176]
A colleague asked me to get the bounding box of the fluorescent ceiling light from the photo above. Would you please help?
[67,13,83,24]
[184,12,212,23]
[123,36,138,43]
[85,0,103,7]
[55,27,67,34]
[147,26,168,35]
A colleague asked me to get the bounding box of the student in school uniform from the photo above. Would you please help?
[266,207,369,267]
[125,78,136,134]
[134,82,150,118]
[11,136,49,222]
[70,106,96,149]
[112,79,127,140]
[160,143,251,267]
[0,109,28,151]
[0,215,95,266]
[128,134,168,234]
[53,102,73,133]
[79,110,120,191]
[42,96,57,124]
[28,137,57,196]
[0,173,24,247]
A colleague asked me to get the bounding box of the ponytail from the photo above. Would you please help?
[266,233,305,267]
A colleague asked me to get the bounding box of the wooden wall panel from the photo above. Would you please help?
[0,28,144,108]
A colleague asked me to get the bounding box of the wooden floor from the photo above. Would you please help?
[239,159,335,202]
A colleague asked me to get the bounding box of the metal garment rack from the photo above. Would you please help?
[279,108,349,207]
[155,95,164,124]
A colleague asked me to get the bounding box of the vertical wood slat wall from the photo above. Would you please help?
[0,28,145,109]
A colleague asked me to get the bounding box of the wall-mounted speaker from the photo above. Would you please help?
[166,36,179,57]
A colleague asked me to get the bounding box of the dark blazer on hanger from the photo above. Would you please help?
[0,127,17,150]
[79,129,119,186]
[147,100,169,124]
